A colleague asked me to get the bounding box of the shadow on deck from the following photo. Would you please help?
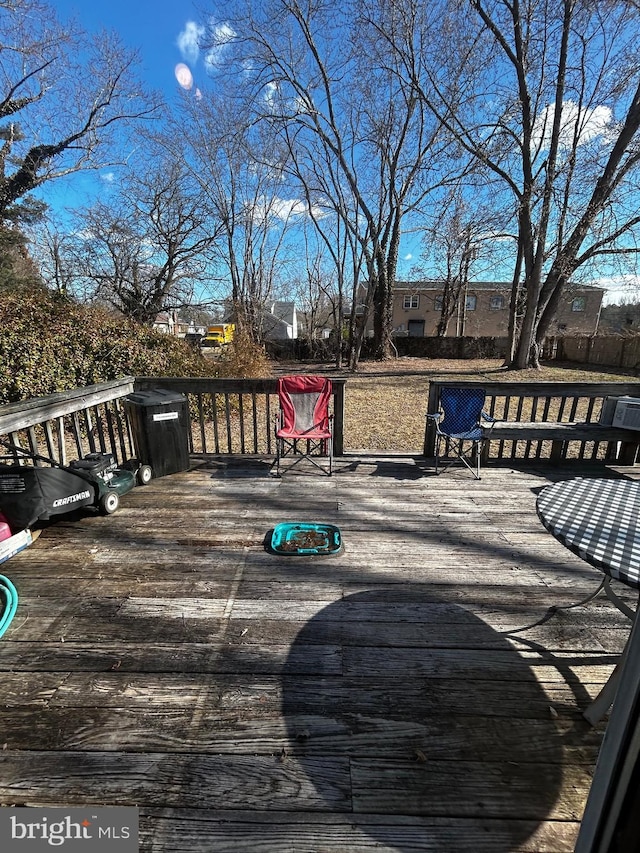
[0,455,636,852]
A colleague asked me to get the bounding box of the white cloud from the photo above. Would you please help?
[177,21,205,65]
[203,21,236,72]
[263,83,313,117]
[264,81,279,110]
[257,197,305,222]
[404,253,412,261]
[578,104,612,142]
[273,198,308,220]
[74,227,97,241]
[100,172,115,183]
[592,275,640,305]
[532,100,613,152]
[248,196,325,225]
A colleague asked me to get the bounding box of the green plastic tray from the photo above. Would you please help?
[270,522,342,556]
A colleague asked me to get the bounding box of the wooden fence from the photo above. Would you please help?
[0,378,137,466]
[550,335,640,371]
[135,377,346,457]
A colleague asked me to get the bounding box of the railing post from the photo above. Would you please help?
[332,381,345,456]
[423,382,440,456]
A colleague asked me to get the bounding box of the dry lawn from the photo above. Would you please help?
[274,357,639,452]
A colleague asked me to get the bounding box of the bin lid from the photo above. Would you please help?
[125,389,187,406]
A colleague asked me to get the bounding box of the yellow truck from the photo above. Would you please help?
[203,323,235,347]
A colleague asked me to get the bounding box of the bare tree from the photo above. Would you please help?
[281,226,344,354]
[174,90,299,342]
[49,157,219,324]
[221,0,445,362]
[379,0,640,367]
[30,222,76,296]
[0,0,159,226]
[281,147,365,367]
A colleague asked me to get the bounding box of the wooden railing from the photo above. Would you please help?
[424,380,640,464]
[2,375,640,468]
[0,378,137,466]
[135,377,346,457]
[0,376,346,466]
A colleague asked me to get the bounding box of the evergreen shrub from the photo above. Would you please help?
[0,292,270,404]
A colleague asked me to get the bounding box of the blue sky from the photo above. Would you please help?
[44,1,636,302]
[54,0,201,99]
[46,1,422,277]
[41,1,228,224]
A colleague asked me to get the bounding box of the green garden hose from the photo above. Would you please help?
[0,574,18,638]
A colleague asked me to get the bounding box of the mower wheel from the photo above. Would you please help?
[99,491,120,515]
[137,465,152,486]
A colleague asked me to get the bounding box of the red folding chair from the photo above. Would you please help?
[275,375,333,476]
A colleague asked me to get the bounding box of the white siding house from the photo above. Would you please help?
[262,301,298,340]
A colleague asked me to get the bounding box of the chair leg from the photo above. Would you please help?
[275,436,333,476]
[436,438,481,480]
[457,439,482,479]
[583,624,634,724]
[463,442,481,480]
[583,661,625,725]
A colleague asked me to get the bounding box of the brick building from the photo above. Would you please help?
[389,281,604,337]
[598,303,640,334]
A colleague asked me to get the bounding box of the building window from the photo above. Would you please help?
[403,294,419,309]
[490,295,505,310]
[572,297,586,312]
[434,296,443,312]
[466,294,477,311]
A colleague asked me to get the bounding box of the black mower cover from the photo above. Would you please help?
[0,466,98,530]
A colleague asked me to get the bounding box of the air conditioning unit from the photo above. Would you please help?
[612,397,640,430]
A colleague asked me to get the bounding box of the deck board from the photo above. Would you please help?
[0,455,637,851]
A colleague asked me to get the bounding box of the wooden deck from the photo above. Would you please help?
[0,455,638,852]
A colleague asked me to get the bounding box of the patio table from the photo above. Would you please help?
[536,477,640,724]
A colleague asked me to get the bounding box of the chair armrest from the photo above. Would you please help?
[481,412,499,437]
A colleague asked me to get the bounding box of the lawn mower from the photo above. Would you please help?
[0,441,152,532]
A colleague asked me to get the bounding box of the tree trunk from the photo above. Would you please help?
[505,242,524,366]
[335,303,344,369]
[372,263,395,360]
[512,276,543,369]
[535,272,569,350]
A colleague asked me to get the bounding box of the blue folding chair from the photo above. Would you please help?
[427,387,497,480]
